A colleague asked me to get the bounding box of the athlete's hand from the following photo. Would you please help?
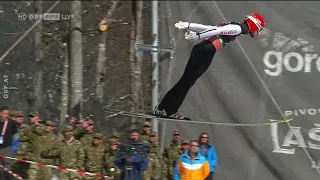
[185,30,199,41]
[175,21,189,30]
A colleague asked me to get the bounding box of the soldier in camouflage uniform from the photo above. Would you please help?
[69,117,87,140]
[28,111,42,125]
[104,132,121,155]
[12,111,31,178]
[180,140,190,154]
[163,131,181,180]
[9,110,16,119]
[26,111,44,139]
[83,133,106,180]
[9,110,15,120]
[80,119,95,145]
[160,158,168,180]
[143,131,161,180]
[53,125,85,180]
[110,132,120,143]
[140,121,151,143]
[104,139,121,179]
[28,121,60,180]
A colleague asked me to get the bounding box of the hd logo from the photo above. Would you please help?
[259,31,319,76]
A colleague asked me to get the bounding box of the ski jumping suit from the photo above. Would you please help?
[157,22,250,119]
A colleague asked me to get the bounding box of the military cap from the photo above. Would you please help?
[143,121,151,127]
[15,111,23,117]
[112,132,120,138]
[29,111,39,116]
[87,119,94,125]
[94,133,104,139]
[45,120,56,127]
[9,111,16,117]
[173,131,180,135]
[182,140,189,145]
[110,139,119,145]
[149,131,157,136]
[62,125,73,133]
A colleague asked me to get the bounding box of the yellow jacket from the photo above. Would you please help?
[174,151,210,180]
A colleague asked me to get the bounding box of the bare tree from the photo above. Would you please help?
[129,0,144,129]
[129,2,137,129]
[95,1,119,105]
[95,0,119,128]
[135,0,144,111]
[3,1,152,136]
[33,0,43,110]
[70,0,83,119]
[59,43,69,130]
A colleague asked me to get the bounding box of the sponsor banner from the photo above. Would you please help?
[284,109,320,117]
[270,111,320,169]
[259,31,318,76]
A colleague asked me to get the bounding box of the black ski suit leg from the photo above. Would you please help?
[158,40,217,115]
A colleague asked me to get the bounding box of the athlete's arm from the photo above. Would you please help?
[175,21,217,32]
[185,24,242,41]
[188,23,218,32]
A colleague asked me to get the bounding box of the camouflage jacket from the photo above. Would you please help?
[104,138,120,151]
[26,123,45,142]
[57,138,85,170]
[73,126,86,140]
[140,131,149,143]
[28,127,60,164]
[14,123,30,158]
[80,132,94,146]
[105,149,121,176]
[148,141,161,157]
[83,142,106,173]
[163,140,181,166]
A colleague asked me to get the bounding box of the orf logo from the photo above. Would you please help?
[220,30,235,35]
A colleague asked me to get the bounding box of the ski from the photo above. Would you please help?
[104,108,294,127]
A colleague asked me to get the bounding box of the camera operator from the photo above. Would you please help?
[115,129,148,180]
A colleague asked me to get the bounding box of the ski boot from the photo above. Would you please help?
[152,107,191,121]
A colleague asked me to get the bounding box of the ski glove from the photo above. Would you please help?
[185,30,199,41]
[175,21,189,30]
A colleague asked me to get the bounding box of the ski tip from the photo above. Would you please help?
[268,117,293,124]
[283,117,293,122]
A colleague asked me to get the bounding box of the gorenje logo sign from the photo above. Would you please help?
[259,31,318,76]
[263,51,320,76]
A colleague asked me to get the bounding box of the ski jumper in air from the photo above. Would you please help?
[153,13,265,120]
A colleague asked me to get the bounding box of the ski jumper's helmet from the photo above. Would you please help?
[244,13,265,33]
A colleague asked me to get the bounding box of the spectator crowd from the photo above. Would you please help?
[0,106,217,180]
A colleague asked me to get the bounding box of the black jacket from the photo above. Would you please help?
[0,119,18,149]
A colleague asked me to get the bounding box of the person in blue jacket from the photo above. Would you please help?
[115,129,148,180]
[198,132,217,180]
[11,133,20,153]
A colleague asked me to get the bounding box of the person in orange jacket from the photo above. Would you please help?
[173,140,210,180]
